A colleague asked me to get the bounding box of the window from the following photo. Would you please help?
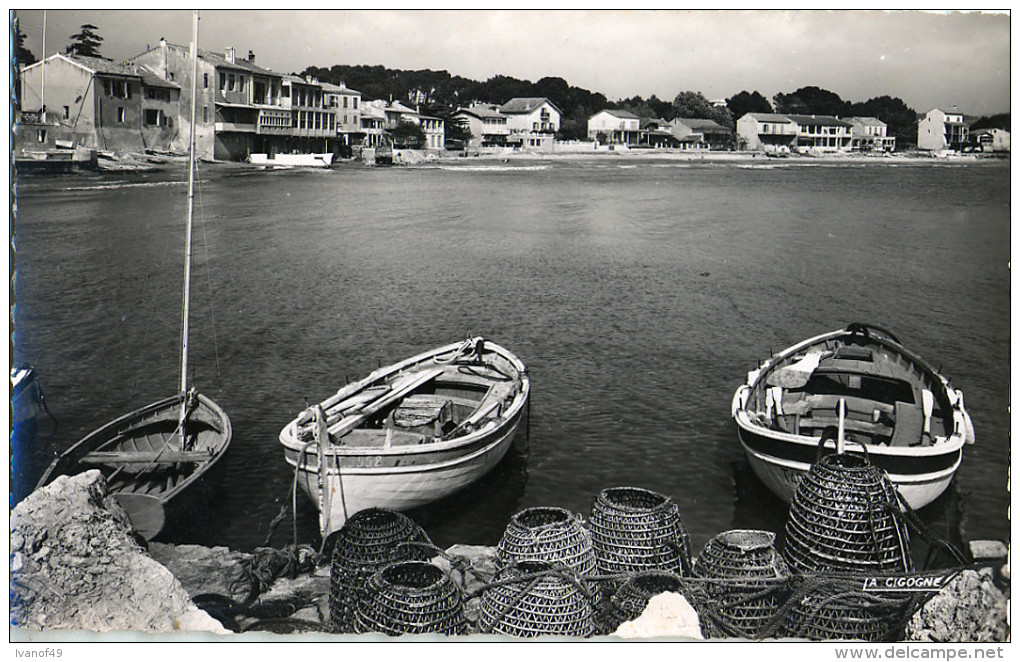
[353,98,358,109]
[219,73,226,90]
[203,107,208,123]
[63,106,70,119]
[168,71,175,81]
[144,109,161,125]
[103,80,111,96]
[37,129,47,143]
[203,73,209,89]
[117,107,126,123]
[228,74,235,91]
[343,96,348,109]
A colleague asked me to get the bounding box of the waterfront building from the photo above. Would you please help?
[419,114,445,151]
[917,108,970,152]
[280,75,336,154]
[360,103,387,147]
[587,109,641,145]
[499,97,561,151]
[19,54,148,153]
[784,114,852,152]
[451,104,509,149]
[846,117,896,152]
[736,113,799,151]
[668,118,733,150]
[322,82,363,147]
[130,41,286,161]
[970,128,1010,152]
[137,68,182,152]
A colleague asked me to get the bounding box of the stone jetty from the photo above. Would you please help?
[9,472,1009,640]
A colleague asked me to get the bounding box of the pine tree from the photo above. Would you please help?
[65,23,105,59]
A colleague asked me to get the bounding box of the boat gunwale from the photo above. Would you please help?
[278,339,530,456]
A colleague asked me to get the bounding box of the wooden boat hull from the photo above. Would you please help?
[731,324,973,510]
[36,392,231,540]
[280,338,530,538]
[249,153,334,168]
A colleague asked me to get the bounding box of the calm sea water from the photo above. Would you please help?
[12,157,1011,554]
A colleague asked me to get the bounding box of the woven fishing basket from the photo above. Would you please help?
[781,583,915,642]
[354,560,466,636]
[328,508,430,634]
[478,560,597,638]
[693,529,790,638]
[497,506,599,597]
[587,487,690,587]
[784,452,912,574]
[602,569,684,632]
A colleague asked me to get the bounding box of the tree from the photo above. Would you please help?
[849,95,919,146]
[390,120,425,148]
[726,90,772,119]
[65,23,105,59]
[445,118,472,146]
[672,90,734,130]
[773,86,851,116]
[15,26,37,67]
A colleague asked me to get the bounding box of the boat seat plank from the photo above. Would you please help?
[327,367,447,440]
[889,401,925,447]
[81,450,211,465]
[797,416,893,437]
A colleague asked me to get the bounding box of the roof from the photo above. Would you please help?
[499,97,561,114]
[197,47,280,77]
[455,105,507,120]
[743,113,795,123]
[596,108,641,120]
[320,81,361,95]
[51,53,140,77]
[672,118,731,132]
[846,116,886,127]
[135,67,180,90]
[785,114,852,127]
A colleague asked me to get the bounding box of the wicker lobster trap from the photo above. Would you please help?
[779,574,920,642]
[692,529,790,638]
[497,506,599,596]
[600,569,685,633]
[328,508,431,634]
[784,451,912,574]
[587,486,690,588]
[354,560,466,636]
[478,560,597,638]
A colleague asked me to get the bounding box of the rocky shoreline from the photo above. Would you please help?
[9,472,1009,642]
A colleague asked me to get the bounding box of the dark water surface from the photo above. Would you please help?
[12,157,1010,554]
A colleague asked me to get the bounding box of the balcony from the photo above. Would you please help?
[214,121,256,133]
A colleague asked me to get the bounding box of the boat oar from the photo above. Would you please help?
[837,398,847,455]
[312,405,332,544]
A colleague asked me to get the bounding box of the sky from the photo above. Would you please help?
[11,8,1012,116]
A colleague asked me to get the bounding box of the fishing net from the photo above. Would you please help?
[784,452,913,574]
[328,508,430,634]
[354,560,466,636]
[477,560,597,638]
[496,506,600,599]
[692,530,790,638]
[587,487,690,589]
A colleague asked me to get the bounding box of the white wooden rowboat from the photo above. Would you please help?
[731,323,974,510]
[279,337,530,541]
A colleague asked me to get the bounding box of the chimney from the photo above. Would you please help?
[225,47,235,63]
[248,50,255,63]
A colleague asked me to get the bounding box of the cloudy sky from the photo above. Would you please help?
[12,8,1011,115]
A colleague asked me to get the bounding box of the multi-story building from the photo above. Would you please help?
[736,113,799,151]
[500,97,560,151]
[451,104,509,148]
[419,115,445,151]
[639,118,677,148]
[846,117,895,152]
[917,108,969,152]
[668,118,733,150]
[785,115,852,151]
[131,41,287,160]
[360,102,387,147]
[587,109,641,144]
[19,54,148,153]
[322,82,363,146]
[280,75,336,154]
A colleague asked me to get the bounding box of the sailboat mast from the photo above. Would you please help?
[180,9,199,395]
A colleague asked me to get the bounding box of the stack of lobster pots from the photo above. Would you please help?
[781,450,915,641]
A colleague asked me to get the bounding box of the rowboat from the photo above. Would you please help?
[249,152,334,168]
[731,323,974,510]
[279,337,530,541]
[35,12,231,540]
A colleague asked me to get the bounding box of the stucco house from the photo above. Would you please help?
[735,113,798,151]
[785,115,852,152]
[669,118,733,150]
[917,108,969,152]
[499,97,561,151]
[970,128,1010,152]
[452,104,510,148]
[846,117,895,152]
[587,109,641,144]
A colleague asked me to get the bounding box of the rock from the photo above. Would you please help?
[613,591,704,639]
[148,543,253,601]
[905,569,1008,642]
[9,471,229,634]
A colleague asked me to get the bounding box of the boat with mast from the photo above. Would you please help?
[35,11,231,540]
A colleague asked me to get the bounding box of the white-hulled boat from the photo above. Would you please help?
[249,152,334,168]
[35,12,231,540]
[280,337,530,540]
[731,323,974,510]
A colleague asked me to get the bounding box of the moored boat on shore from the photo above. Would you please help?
[249,152,335,168]
[731,323,974,509]
[279,337,530,541]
